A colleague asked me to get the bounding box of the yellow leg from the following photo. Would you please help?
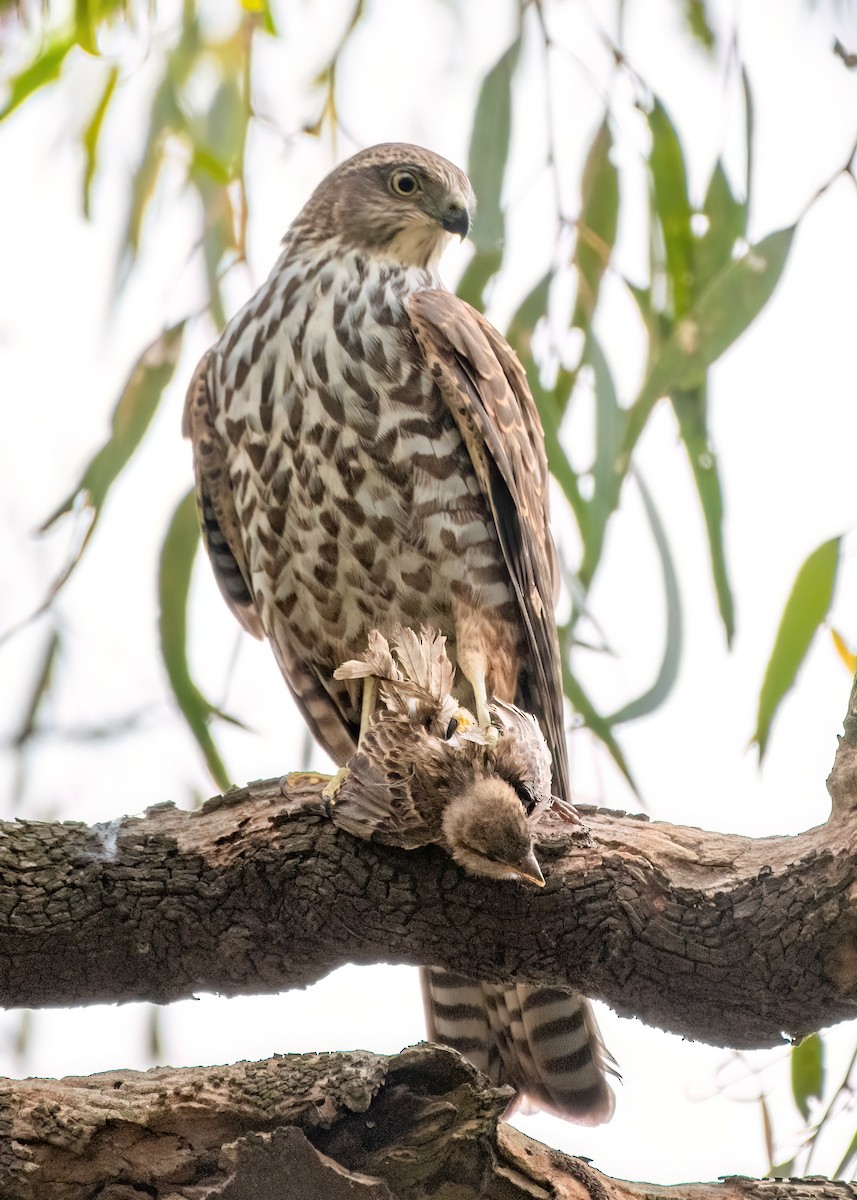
[461,663,498,746]
[357,676,378,747]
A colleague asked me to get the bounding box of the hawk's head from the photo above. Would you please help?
[296,143,475,268]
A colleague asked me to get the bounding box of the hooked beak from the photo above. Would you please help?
[441,193,471,239]
[511,849,545,888]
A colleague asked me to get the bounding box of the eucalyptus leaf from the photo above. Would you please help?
[606,474,682,724]
[791,1032,824,1123]
[571,118,619,334]
[467,36,520,255]
[159,489,231,791]
[754,536,840,759]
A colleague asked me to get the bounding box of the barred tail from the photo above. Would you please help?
[420,967,616,1124]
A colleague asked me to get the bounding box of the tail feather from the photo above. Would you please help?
[421,967,616,1124]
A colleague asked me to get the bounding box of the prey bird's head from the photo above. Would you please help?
[441,779,545,887]
[296,143,475,268]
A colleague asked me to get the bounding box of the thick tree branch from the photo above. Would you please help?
[2,1045,855,1200]
[2,709,857,1045]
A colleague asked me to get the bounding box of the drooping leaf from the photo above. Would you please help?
[456,249,502,311]
[559,637,640,798]
[683,0,716,51]
[695,160,746,291]
[579,335,623,590]
[831,628,857,674]
[624,226,795,456]
[671,387,735,644]
[647,98,694,318]
[81,64,118,218]
[0,33,76,122]
[467,36,520,255]
[241,0,278,35]
[159,489,231,790]
[753,537,841,759]
[571,118,619,334]
[791,1032,824,1122]
[834,1129,857,1180]
[41,322,185,541]
[606,474,682,724]
[742,67,755,214]
[10,629,61,751]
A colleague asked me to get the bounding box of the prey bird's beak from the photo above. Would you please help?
[512,849,545,888]
[441,193,470,240]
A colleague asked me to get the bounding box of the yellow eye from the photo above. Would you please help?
[389,169,420,197]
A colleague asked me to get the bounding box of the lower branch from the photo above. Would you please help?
[2,1046,854,1200]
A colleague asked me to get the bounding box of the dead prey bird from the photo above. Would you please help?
[330,625,570,885]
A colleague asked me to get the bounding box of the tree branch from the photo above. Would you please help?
[2,707,857,1045]
[2,1045,855,1199]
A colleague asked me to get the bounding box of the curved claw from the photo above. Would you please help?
[322,766,349,817]
[550,795,581,825]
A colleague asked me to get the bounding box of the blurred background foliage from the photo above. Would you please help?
[1,0,856,1178]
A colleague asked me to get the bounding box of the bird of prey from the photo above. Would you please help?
[184,142,614,1123]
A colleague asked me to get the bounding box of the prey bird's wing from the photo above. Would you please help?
[407,291,570,805]
[332,719,433,849]
[183,351,357,763]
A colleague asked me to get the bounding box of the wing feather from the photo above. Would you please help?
[183,351,357,764]
[407,290,570,805]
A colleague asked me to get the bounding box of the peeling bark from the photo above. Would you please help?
[0,740,856,1045]
[1,1046,854,1200]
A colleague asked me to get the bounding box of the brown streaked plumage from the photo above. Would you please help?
[332,627,615,1122]
[331,626,551,885]
[184,142,610,1122]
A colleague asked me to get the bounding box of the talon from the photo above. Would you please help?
[550,795,581,825]
[322,766,349,815]
[483,723,499,748]
[283,771,335,792]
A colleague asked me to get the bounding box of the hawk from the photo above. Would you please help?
[184,142,614,1123]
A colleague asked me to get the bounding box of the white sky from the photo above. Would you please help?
[1,0,857,1184]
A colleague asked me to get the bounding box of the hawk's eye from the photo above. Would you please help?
[389,170,420,197]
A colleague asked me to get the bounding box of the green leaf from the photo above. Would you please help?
[571,118,619,333]
[624,226,795,458]
[467,36,520,255]
[578,335,623,590]
[41,323,185,539]
[456,250,502,311]
[606,474,682,724]
[0,33,76,122]
[82,65,118,218]
[834,1130,857,1180]
[791,1032,824,1122]
[684,0,716,51]
[11,629,61,751]
[671,387,735,644]
[506,271,550,361]
[647,99,694,318]
[742,68,755,214]
[753,537,841,759]
[159,489,231,791]
[562,659,640,799]
[695,160,746,292]
[241,0,278,35]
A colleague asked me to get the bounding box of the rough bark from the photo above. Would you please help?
[1,1044,854,1200]
[1,719,857,1045]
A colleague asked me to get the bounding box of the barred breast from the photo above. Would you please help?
[209,244,518,730]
